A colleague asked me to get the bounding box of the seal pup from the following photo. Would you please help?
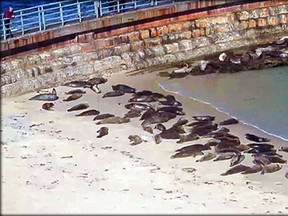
[29,88,59,101]
[261,163,282,175]
[128,135,143,146]
[42,102,54,111]
[112,84,136,93]
[97,127,109,138]
[102,90,125,98]
[65,89,86,94]
[245,133,270,142]
[241,164,263,174]
[95,116,130,125]
[221,164,250,176]
[93,113,115,120]
[67,103,89,112]
[76,109,100,116]
[63,93,83,102]
[219,118,239,125]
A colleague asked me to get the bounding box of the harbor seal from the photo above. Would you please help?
[192,115,215,122]
[29,88,59,101]
[196,152,217,162]
[102,90,125,98]
[143,126,153,134]
[97,127,109,138]
[213,152,235,161]
[241,164,263,174]
[95,116,130,125]
[67,103,89,112]
[112,84,136,93]
[261,163,282,175]
[125,103,154,112]
[128,135,143,146]
[141,111,176,127]
[219,118,239,125]
[42,102,54,111]
[170,151,204,159]
[88,77,107,85]
[177,132,200,143]
[221,164,250,176]
[245,133,270,142]
[76,109,100,116]
[65,89,86,94]
[124,110,142,118]
[93,113,115,120]
[230,153,245,167]
[279,146,288,153]
[63,93,83,102]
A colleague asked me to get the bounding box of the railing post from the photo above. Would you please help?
[41,6,46,30]
[38,6,42,31]
[2,18,6,40]
[77,0,82,22]
[151,0,154,6]
[99,0,103,17]
[134,0,137,9]
[94,0,99,18]
[155,0,158,6]
[59,2,64,25]
[117,0,120,13]
[20,11,24,35]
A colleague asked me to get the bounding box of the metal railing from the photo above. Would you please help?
[0,0,178,41]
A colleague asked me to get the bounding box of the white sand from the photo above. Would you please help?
[2,71,288,214]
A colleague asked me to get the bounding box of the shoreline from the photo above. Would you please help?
[2,70,288,214]
[158,80,288,142]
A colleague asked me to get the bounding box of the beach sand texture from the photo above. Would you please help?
[2,71,288,214]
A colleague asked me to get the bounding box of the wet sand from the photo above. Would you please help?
[1,70,288,214]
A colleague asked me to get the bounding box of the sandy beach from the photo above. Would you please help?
[2,69,288,214]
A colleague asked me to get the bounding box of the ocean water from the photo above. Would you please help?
[1,0,55,13]
[158,66,288,141]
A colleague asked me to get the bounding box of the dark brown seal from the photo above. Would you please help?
[42,102,54,111]
[112,84,136,93]
[67,103,89,112]
[63,93,83,102]
[230,153,245,167]
[241,164,263,174]
[65,89,86,94]
[245,133,270,142]
[76,109,100,116]
[261,164,282,175]
[102,90,125,98]
[97,127,109,138]
[128,135,143,146]
[93,113,115,121]
[219,118,239,125]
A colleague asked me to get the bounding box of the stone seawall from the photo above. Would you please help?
[1,1,288,97]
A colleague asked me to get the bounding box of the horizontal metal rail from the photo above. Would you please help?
[0,0,179,41]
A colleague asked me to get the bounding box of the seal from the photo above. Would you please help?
[102,90,125,98]
[124,110,142,119]
[157,106,185,115]
[170,150,204,159]
[245,133,270,142]
[154,134,162,144]
[63,93,83,102]
[176,144,211,153]
[261,163,282,175]
[252,155,271,166]
[129,94,159,103]
[143,126,153,134]
[88,77,107,85]
[95,116,130,125]
[230,153,245,167]
[241,164,263,174]
[213,152,235,161]
[93,113,115,121]
[67,103,89,112]
[76,109,100,116]
[65,89,86,94]
[97,127,109,138]
[112,84,136,93]
[279,146,288,153]
[29,88,59,101]
[219,118,239,125]
[173,118,189,127]
[42,102,54,111]
[196,152,217,162]
[63,80,92,88]
[177,132,200,144]
[158,125,185,140]
[125,103,154,112]
[128,135,143,146]
[159,95,182,106]
[141,111,176,127]
[221,164,250,176]
[267,156,287,164]
[192,115,215,122]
